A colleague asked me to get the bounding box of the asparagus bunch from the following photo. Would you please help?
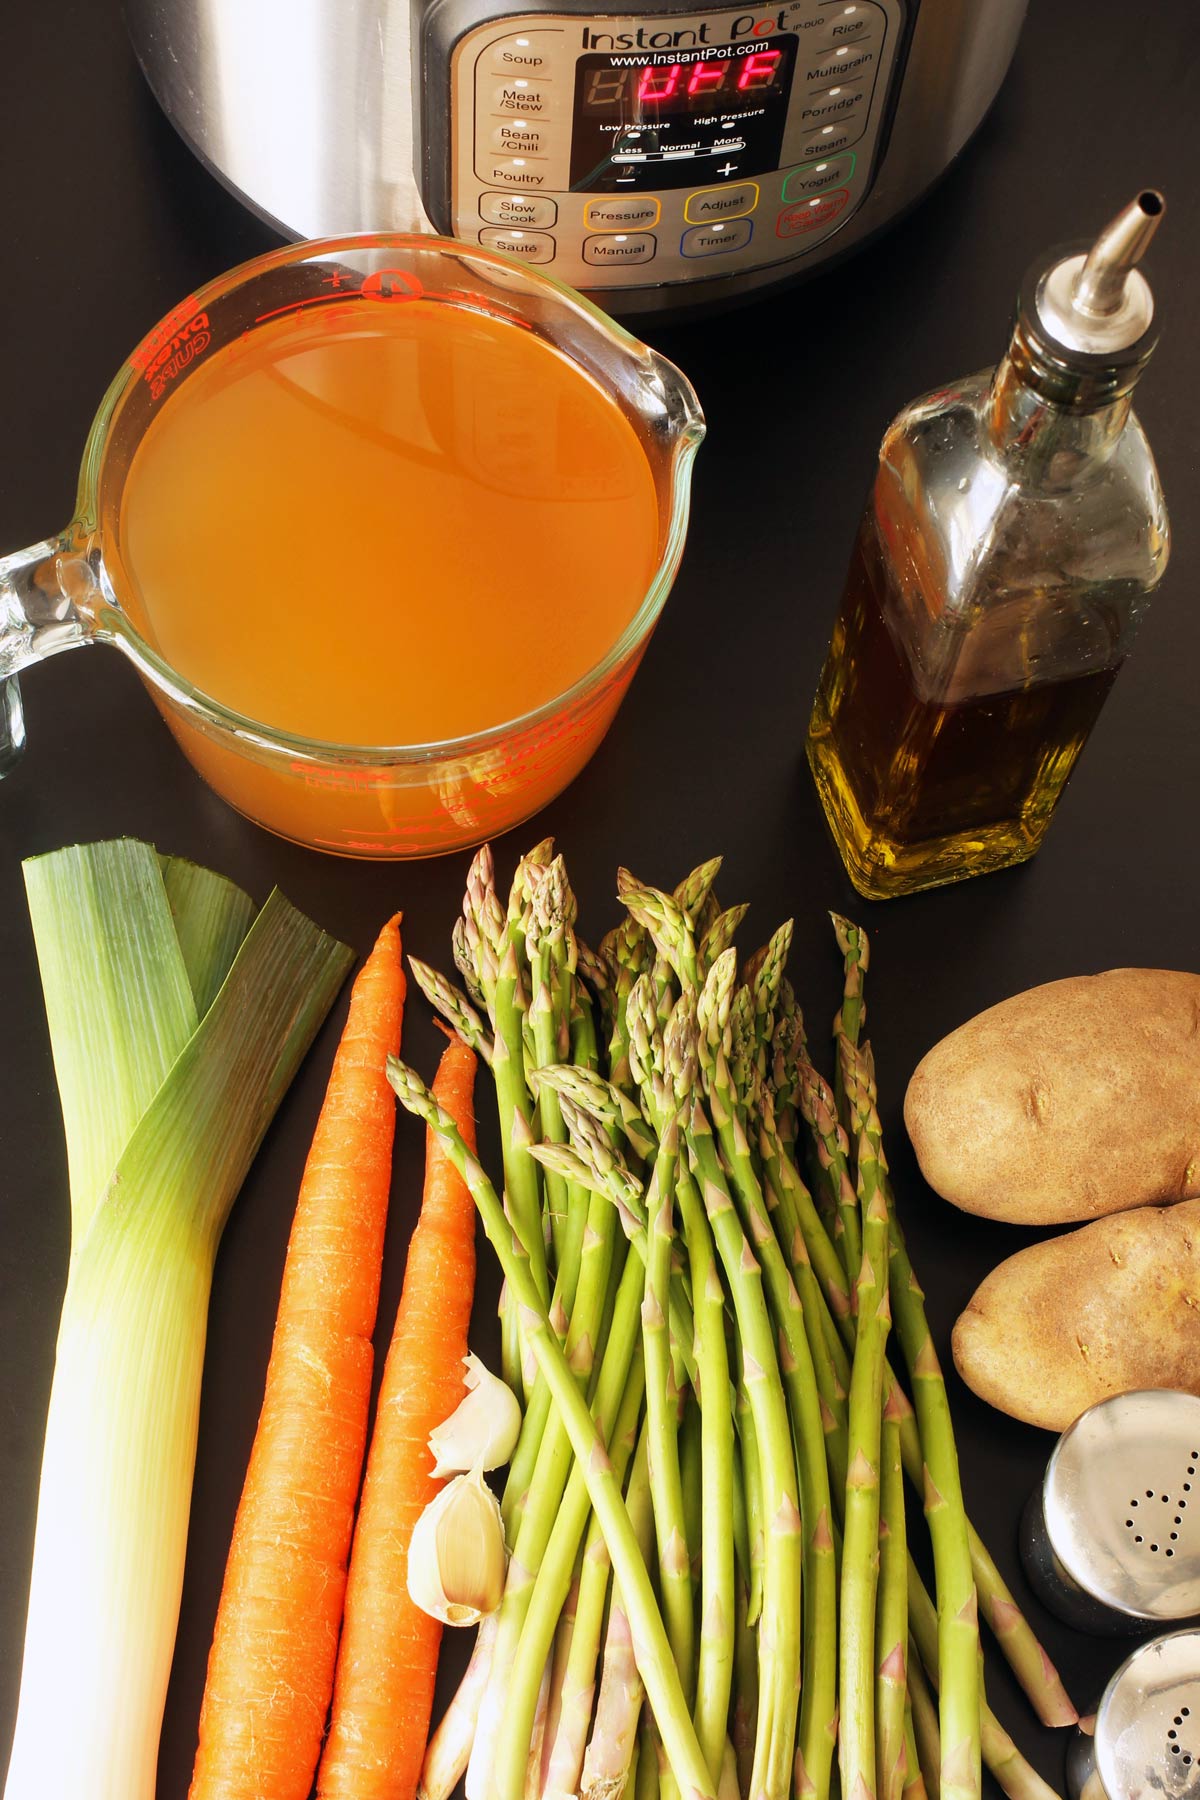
[400,843,1076,1800]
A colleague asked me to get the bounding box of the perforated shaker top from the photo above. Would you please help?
[1094,1629,1200,1800]
[1044,1390,1200,1620]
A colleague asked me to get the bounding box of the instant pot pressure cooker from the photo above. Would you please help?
[126,0,1027,316]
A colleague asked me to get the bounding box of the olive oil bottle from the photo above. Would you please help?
[808,193,1170,901]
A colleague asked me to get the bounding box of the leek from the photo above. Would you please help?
[4,840,353,1800]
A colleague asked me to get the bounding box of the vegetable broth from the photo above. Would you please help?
[119,298,659,746]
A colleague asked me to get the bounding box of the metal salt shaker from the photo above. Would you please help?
[1021,1390,1200,1633]
[1066,1628,1200,1800]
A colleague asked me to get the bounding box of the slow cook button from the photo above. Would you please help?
[488,118,550,156]
[776,188,851,237]
[479,227,556,263]
[584,196,661,231]
[680,218,753,257]
[490,78,558,115]
[683,181,759,224]
[479,191,558,227]
[488,33,556,75]
[582,232,657,266]
[781,153,855,200]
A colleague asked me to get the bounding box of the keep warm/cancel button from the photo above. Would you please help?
[582,233,657,266]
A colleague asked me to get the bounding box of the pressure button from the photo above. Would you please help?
[584,196,661,231]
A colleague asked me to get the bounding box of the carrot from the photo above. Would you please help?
[316,1033,479,1800]
[189,914,406,1800]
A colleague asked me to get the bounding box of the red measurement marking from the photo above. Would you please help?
[361,268,425,300]
[130,295,203,373]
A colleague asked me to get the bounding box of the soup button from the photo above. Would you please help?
[479,228,556,263]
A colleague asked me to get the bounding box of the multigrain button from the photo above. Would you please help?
[781,153,855,200]
[488,33,555,75]
[488,118,550,156]
[680,219,753,257]
[584,196,661,231]
[490,78,557,115]
[802,40,879,85]
[683,182,759,224]
[582,232,657,266]
[479,227,556,263]
[479,191,558,227]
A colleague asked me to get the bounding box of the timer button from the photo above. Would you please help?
[479,192,558,228]
[775,188,851,238]
[683,182,759,225]
[781,153,855,200]
[490,78,559,116]
[582,233,657,266]
[680,218,753,257]
[479,227,556,263]
[489,118,551,156]
[584,196,661,231]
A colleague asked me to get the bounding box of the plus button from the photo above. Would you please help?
[717,160,738,177]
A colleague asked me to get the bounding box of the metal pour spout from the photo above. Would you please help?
[1073,190,1165,317]
[1036,189,1165,360]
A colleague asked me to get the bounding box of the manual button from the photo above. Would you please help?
[584,196,661,231]
[479,191,558,228]
[582,233,657,266]
[681,218,753,257]
[683,182,759,225]
[479,227,556,263]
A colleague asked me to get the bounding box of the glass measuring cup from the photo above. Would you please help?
[0,235,703,857]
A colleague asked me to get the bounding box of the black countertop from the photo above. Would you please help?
[2,1,1198,1793]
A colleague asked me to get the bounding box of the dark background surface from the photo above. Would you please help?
[1,0,1197,1793]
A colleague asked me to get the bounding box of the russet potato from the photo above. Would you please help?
[904,968,1200,1225]
[951,1197,1200,1430]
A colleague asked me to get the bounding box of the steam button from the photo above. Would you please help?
[798,117,866,159]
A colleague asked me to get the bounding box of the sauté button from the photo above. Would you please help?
[775,189,851,237]
[479,227,556,263]
[488,33,555,75]
[680,218,753,257]
[490,79,557,115]
[683,182,759,225]
[781,153,855,200]
[479,191,558,227]
[488,118,550,156]
[584,196,661,231]
[582,232,657,266]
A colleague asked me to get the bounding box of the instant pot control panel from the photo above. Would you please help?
[421,0,904,291]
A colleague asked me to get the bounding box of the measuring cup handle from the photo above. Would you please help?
[0,535,93,776]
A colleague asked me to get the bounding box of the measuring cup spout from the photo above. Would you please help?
[0,536,96,776]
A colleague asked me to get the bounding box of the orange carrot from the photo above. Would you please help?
[189,914,406,1800]
[316,1034,479,1800]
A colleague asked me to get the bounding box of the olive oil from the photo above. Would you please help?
[807,521,1121,900]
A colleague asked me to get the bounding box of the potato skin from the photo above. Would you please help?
[904,968,1200,1225]
[952,1198,1200,1431]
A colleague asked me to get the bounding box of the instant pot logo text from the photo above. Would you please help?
[131,299,211,401]
[581,6,807,50]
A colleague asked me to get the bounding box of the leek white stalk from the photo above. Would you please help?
[429,1353,523,1477]
[4,843,352,1800]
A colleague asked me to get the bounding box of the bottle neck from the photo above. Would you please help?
[986,346,1133,491]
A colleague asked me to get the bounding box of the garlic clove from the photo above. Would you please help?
[407,1467,507,1626]
[428,1352,522,1478]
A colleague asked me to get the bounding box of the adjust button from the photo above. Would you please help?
[584,196,661,231]
[782,153,855,200]
[490,78,558,116]
[683,182,759,225]
[775,189,851,238]
[479,191,558,228]
[582,233,657,266]
[479,227,556,263]
[680,219,753,257]
[488,117,551,156]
